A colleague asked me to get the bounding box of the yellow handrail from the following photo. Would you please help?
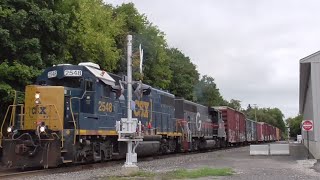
[48,104,64,149]
[0,104,24,147]
[0,104,64,149]
[10,91,17,127]
[69,91,90,145]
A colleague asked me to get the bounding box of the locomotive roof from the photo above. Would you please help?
[151,87,175,97]
[39,63,116,86]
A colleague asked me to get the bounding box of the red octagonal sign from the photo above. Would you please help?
[302,120,313,131]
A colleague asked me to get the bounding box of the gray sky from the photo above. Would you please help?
[107,0,320,118]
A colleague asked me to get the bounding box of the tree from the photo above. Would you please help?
[0,0,69,115]
[114,3,172,89]
[245,107,286,133]
[167,48,199,100]
[57,0,123,71]
[286,115,303,138]
[194,75,226,106]
[227,99,242,111]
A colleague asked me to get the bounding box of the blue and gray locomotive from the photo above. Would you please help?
[0,62,226,168]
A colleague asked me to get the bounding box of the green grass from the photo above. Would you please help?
[165,167,234,179]
[104,171,155,180]
[103,167,233,180]
[130,171,155,177]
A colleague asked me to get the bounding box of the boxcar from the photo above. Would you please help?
[216,107,246,145]
[257,122,264,142]
[276,127,281,141]
[246,119,257,143]
[271,126,276,141]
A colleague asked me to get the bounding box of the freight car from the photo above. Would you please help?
[0,62,227,169]
[215,107,246,146]
[245,119,257,143]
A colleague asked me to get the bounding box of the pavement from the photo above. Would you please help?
[187,141,320,180]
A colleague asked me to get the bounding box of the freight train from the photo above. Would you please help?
[0,62,281,169]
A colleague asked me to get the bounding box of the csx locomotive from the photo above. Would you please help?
[0,62,226,168]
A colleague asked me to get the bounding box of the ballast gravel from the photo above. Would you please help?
[11,142,320,180]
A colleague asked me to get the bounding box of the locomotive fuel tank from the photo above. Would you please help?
[118,138,161,157]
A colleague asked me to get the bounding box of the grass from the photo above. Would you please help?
[105,171,155,180]
[165,167,234,179]
[103,167,233,180]
[130,171,156,177]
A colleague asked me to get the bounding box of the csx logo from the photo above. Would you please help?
[134,100,149,118]
[31,106,47,114]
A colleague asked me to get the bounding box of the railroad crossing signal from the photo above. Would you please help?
[302,120,313,131]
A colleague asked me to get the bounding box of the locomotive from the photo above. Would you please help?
[0,62,226,168]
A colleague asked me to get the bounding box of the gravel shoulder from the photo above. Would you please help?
[11,142,320,180]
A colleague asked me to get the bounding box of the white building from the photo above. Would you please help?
[299,51,320,159]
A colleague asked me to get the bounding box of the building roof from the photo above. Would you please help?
[299,51,320,113]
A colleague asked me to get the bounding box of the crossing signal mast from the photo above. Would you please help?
[115,35,144,170]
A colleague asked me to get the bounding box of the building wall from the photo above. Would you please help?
[303,140,320,158]
[302,75,314,140]
[302,62,320,159]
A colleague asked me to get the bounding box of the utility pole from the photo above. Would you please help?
[253,104,257,122]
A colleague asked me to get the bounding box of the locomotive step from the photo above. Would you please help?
[112,153,120,156]
[61,149,68,153]
[62,160,73,163]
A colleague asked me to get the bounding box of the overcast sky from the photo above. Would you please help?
[107,0,320,118]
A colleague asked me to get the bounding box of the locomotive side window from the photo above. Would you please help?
[104,85,111,97]
[85,80,94,91]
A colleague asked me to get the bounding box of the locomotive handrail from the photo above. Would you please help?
[45,104,64,149]
[0,104,24,147]
[69,90,93,145]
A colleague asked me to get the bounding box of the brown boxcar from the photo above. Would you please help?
[261,122,269,141]
[276,127,281,141]
[257,122,264,142]
[272,126,276,141]
[216,107,246,145]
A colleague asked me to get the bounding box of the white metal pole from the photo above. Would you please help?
[124,34,136,167]
[127,35,132,122]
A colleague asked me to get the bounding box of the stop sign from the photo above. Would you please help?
[302,120,313,131]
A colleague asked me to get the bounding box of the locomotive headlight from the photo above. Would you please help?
[35,92,40,99]
[7,126,12,133]
[35,92,41,104]
[39,126,46,133]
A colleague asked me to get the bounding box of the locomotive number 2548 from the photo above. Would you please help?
[98,101,113,112]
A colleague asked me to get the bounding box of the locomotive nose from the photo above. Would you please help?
[24,85,65,131]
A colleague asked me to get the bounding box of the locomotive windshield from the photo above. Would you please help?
[39,77,82,88]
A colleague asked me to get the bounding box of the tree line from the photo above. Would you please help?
[0,0,287,133]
